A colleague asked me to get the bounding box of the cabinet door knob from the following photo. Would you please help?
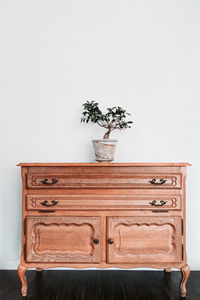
[108,239,114,244]
[93,239,99,244]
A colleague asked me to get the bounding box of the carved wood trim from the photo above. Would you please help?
[26,216,101,263]
[26,194,181,211]
[107,216,182,263]
[114,223,176,255]
[27,173,182,189]
[33,223,94,255]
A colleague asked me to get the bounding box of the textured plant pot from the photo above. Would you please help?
[92,139,118,162]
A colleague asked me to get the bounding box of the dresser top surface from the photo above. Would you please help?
[17,162,191,167]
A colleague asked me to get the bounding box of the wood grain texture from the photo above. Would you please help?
[26,194,181,211]
[26,173,181,189]
[17,163,190,297]
[107,216,182,263]
[26,216,101,263]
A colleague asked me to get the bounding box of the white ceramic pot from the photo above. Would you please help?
[92,139,118,162]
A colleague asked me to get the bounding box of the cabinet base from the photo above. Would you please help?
[18,264,190,297]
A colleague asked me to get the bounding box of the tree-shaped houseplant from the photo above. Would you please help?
[81,101,133,162]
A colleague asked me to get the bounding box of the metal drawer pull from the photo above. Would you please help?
[149,200,167,207]
[108,239,114,244]
[41,178,59,185]
[149,178,167,185]
[40,200,59,207]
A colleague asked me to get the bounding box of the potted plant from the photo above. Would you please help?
[81,101,133,162]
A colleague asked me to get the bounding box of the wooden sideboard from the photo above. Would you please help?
[17,163,191,297]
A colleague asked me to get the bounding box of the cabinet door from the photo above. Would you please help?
[26,216,100,263]
[107,216,182,263]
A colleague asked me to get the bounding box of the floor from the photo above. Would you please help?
[0,270,199,300]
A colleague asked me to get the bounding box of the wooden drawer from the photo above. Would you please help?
[26,194,181,211]
[26,173,181,189]
[107,216,182,263]
[25,216,101,263]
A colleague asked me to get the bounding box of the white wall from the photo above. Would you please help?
[0,0,200,269]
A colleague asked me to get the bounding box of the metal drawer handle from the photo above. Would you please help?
[40,200,59,207]
[149,178,167,185]
[41,178,59,185]
[149,200,167,207]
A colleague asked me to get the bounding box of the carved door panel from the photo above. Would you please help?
[107,216,182,263]
[26,216,101,263]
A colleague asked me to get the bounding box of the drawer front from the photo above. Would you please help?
[26,194,181,211]
[26,216,100,263]
[107,216,182,263]
[26,174,181,189]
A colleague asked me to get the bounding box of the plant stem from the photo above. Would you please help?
[103,128,111,139]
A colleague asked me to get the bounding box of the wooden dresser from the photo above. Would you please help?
[17,163,191,297]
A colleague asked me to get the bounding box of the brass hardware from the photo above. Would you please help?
[40,200,59,207]
[149,200,167,207]
[108,239,114,244]
[93,239,99,244]
[149,179,167,185]
[41,178,59,185]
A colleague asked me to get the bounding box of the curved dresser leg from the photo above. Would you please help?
[36,268,43,272]
[164,268,171,272]
[180,264,190,297]
[18,264,28,296]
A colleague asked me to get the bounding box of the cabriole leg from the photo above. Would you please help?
[18,264,28,296]
[180,264,190,297]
